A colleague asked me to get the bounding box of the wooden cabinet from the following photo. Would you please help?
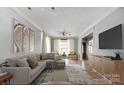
[89,55,124,84]
[68,55,77,60]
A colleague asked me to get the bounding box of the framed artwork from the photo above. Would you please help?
[14,20,24,53]
[22,27,30,52]
[14,19,35,53]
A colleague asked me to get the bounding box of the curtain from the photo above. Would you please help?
[46,36,51,53]
[40,31,43,53]
[42,32,47,53]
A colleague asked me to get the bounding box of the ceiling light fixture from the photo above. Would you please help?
[51,7,55,10]
[27,7,32,10]
[57,30,71,37]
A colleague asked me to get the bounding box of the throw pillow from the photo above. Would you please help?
[17,58,29,67]
[27,57,38,69]
[41,53,48,60]
[48,53,55,59]
[28,55,39,62]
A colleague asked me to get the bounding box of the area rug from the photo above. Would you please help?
[65,64,93,84]
[65,64,112,85]
[31,70,54,85]
[32,64,112,85]
[32,69,68,85]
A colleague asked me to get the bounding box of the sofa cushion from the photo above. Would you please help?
[38,60,46,65]
[27,57,38,69]
[38,61,46,67]
[28,55,38,62]
[45,59,55,63]
[41,53,48,60]
[56,59,65,63]
[35,54,41,61]
[30,66,42,78]
[40,53,55,60]
[47,53,55,59]
[17,58,29,67]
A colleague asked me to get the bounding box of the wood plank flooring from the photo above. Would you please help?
[65,59,112,84]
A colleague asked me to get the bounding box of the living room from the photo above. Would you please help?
[1,1,124,93]
[1,6,124,86]
[0,7,83,85]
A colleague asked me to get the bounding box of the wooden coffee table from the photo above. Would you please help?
[0,72,13,85]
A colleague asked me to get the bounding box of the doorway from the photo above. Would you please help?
[82,33,93,60]
[82,42,88,60]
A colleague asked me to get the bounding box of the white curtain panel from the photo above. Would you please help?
[46,36,51,53]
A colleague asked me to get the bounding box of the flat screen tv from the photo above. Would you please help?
[99,24,123,49]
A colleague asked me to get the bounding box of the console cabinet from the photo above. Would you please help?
[89,55,124,84]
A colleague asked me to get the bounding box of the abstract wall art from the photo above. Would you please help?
[14,20,24,53]
[14,19,35,53]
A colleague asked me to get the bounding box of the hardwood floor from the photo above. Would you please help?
[65,59,112,84]
[65,59,81,65]
[33,59,112,84]
[82,60,110,82]
[80,56,124,85]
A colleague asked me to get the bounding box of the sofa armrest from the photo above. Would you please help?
[2,67,31,85]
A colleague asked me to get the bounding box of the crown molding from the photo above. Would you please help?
[79,7,119,37]
[10,7,43,32]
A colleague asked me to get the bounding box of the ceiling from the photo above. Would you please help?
[12,7,117,38]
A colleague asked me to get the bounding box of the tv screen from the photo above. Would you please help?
[99,24,122,49]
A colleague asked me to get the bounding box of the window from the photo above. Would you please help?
[46,36,51,53]
[59,39,69,55]
[40,31,43,52]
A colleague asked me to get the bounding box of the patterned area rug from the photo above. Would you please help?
[66,64,112,85]
[32,70,54,85]
[65,64,93,84]
[32,64,112,85]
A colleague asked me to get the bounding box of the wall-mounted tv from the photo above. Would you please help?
[99,24,123,49]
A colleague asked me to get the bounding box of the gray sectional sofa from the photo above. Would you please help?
[2,53,65,85]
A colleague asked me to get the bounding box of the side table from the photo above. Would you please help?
[0,72,13,85]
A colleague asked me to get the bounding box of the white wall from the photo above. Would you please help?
[69,39,78,53]
[0,8,42,61]
[78,28,93,60]
[69,39,75,52]
[94,8,124,58]
[78,8,124,60]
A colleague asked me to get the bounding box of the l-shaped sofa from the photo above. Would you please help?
[2,53,65,85]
